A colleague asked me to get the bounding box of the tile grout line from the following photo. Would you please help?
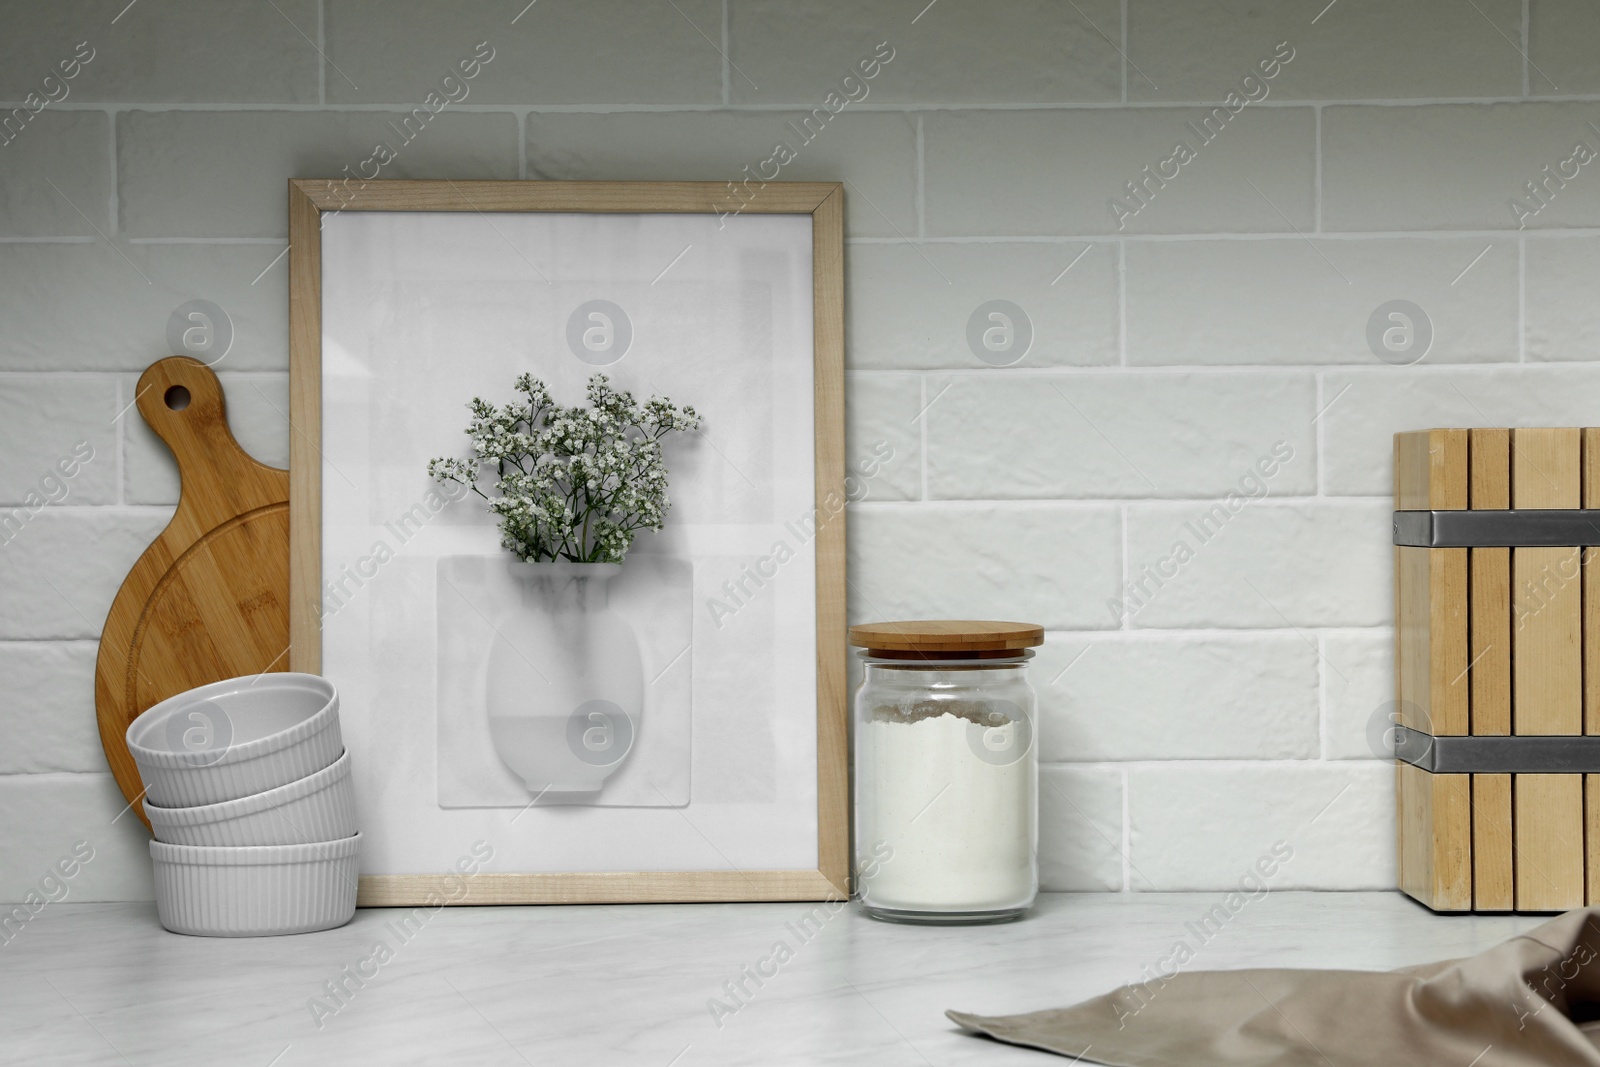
[104,108,119,237]
[720,0,731,107]
[1121,767,1132,892]
[115,377,125,505]
[25,95,1600,112]
[1118,503,1130,630]
[853,495,1406,509]
[5,364,1549,379]
[1315,371,1326,496]
[517,107,527,180]
[915,114,926,239]
[918,375,929,501]
[1518,232,1527,362]
[1313,104,1323,233]
[1522,0,1531,98]
[853,228,1600,243]
[1119,0,1129,104]
[318,0,327,105]
[1316,633,1328,759]
[1117,238,1127,365]
[11,229,1600,244]
[23,228,1600,244]
[127,237,287,245]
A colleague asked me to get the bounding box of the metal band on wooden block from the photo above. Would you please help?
[1393,509,1600,548]
[1394,727,1600,774]
[1394,426,1597,913]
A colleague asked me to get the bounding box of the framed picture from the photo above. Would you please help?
[286,180,847,905]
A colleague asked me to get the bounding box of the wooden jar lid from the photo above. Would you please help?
[848,620,1044,659]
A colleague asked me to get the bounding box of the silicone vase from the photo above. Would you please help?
[485,561,643,795]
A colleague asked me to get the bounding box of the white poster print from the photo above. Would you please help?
[320,210,819,875]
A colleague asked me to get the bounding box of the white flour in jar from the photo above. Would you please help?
[858,701,1035,912]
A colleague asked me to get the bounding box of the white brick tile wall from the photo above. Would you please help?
[2,2,1596,899]
[1129,761,1393,890]
[0,509,168,641]
[728,0,1122,106]
[1526,235,1600,361]
[0,775,155,902]
[1125,238,1518,366]
[124,372,288,505]
[1320,366,1600,496]
[923,107,1316,236]
[1529,0,1600,94]
[1128,0,1523,102]
[1036,634,1319,762]
[1323,103,1600,231]
[1039,764,1126,891]
[0,642,102,774]
[924,371,1315,499]
[848,504,1121,629]
[843,372,921,502]
[0,111,111,237]
[525,111,918,238]
[0,376,118,505]
[846,242,1119,370]
[325,0,724,105]
[118,111,522,238]
[1321,630,1392,761]
[1122,500,1392,628]
[0,242,289,372]
[0,1,321,104]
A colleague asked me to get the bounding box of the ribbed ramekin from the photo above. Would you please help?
[127,673,342,807]
[149,833,360,937]
[144,750,357,847]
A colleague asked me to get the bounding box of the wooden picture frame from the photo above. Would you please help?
[286,180,847,905]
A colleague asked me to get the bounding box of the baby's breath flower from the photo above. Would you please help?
[427,372,701,564]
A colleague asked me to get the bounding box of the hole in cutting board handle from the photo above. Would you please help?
[163,385,191,411]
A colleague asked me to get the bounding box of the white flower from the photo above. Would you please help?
[427,372,701,564]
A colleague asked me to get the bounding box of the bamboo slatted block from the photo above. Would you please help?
[1394,427,1598,912]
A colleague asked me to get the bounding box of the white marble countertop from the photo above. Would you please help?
[0,892,1548,1065]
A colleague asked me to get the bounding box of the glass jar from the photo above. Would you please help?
[850,621,1041,924]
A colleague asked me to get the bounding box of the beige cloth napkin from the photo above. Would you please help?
[948,909,1600,1066]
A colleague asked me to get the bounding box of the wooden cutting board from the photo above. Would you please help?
[95,357,291,830]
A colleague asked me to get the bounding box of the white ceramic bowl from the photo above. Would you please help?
[149,833,360,937]
[144,750,357,847]
[126,673,342,807]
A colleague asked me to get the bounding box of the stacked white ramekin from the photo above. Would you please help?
[126,673,359,937]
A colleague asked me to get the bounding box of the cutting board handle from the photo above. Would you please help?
[135,356,287,528]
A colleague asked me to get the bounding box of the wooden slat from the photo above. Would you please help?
[1469,428,1511,736]
[1586,428,1600,902]
[1397,762,1472,911]
[1394,430,1470,910]
[290,178,839,217]
[1516,775,1585,911]
[1394,430,1469,738]
[1395,428,1468,511]
[810,185,849,897]
[1589,777,1600,906]
[1511,429,1582,735]
[1468,428,1513,909]
[356,869,845,907]
[1512,427,1585,911]
[287,182,323,675]
[1395,548,1469,737]
[1472,773,1514,910]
